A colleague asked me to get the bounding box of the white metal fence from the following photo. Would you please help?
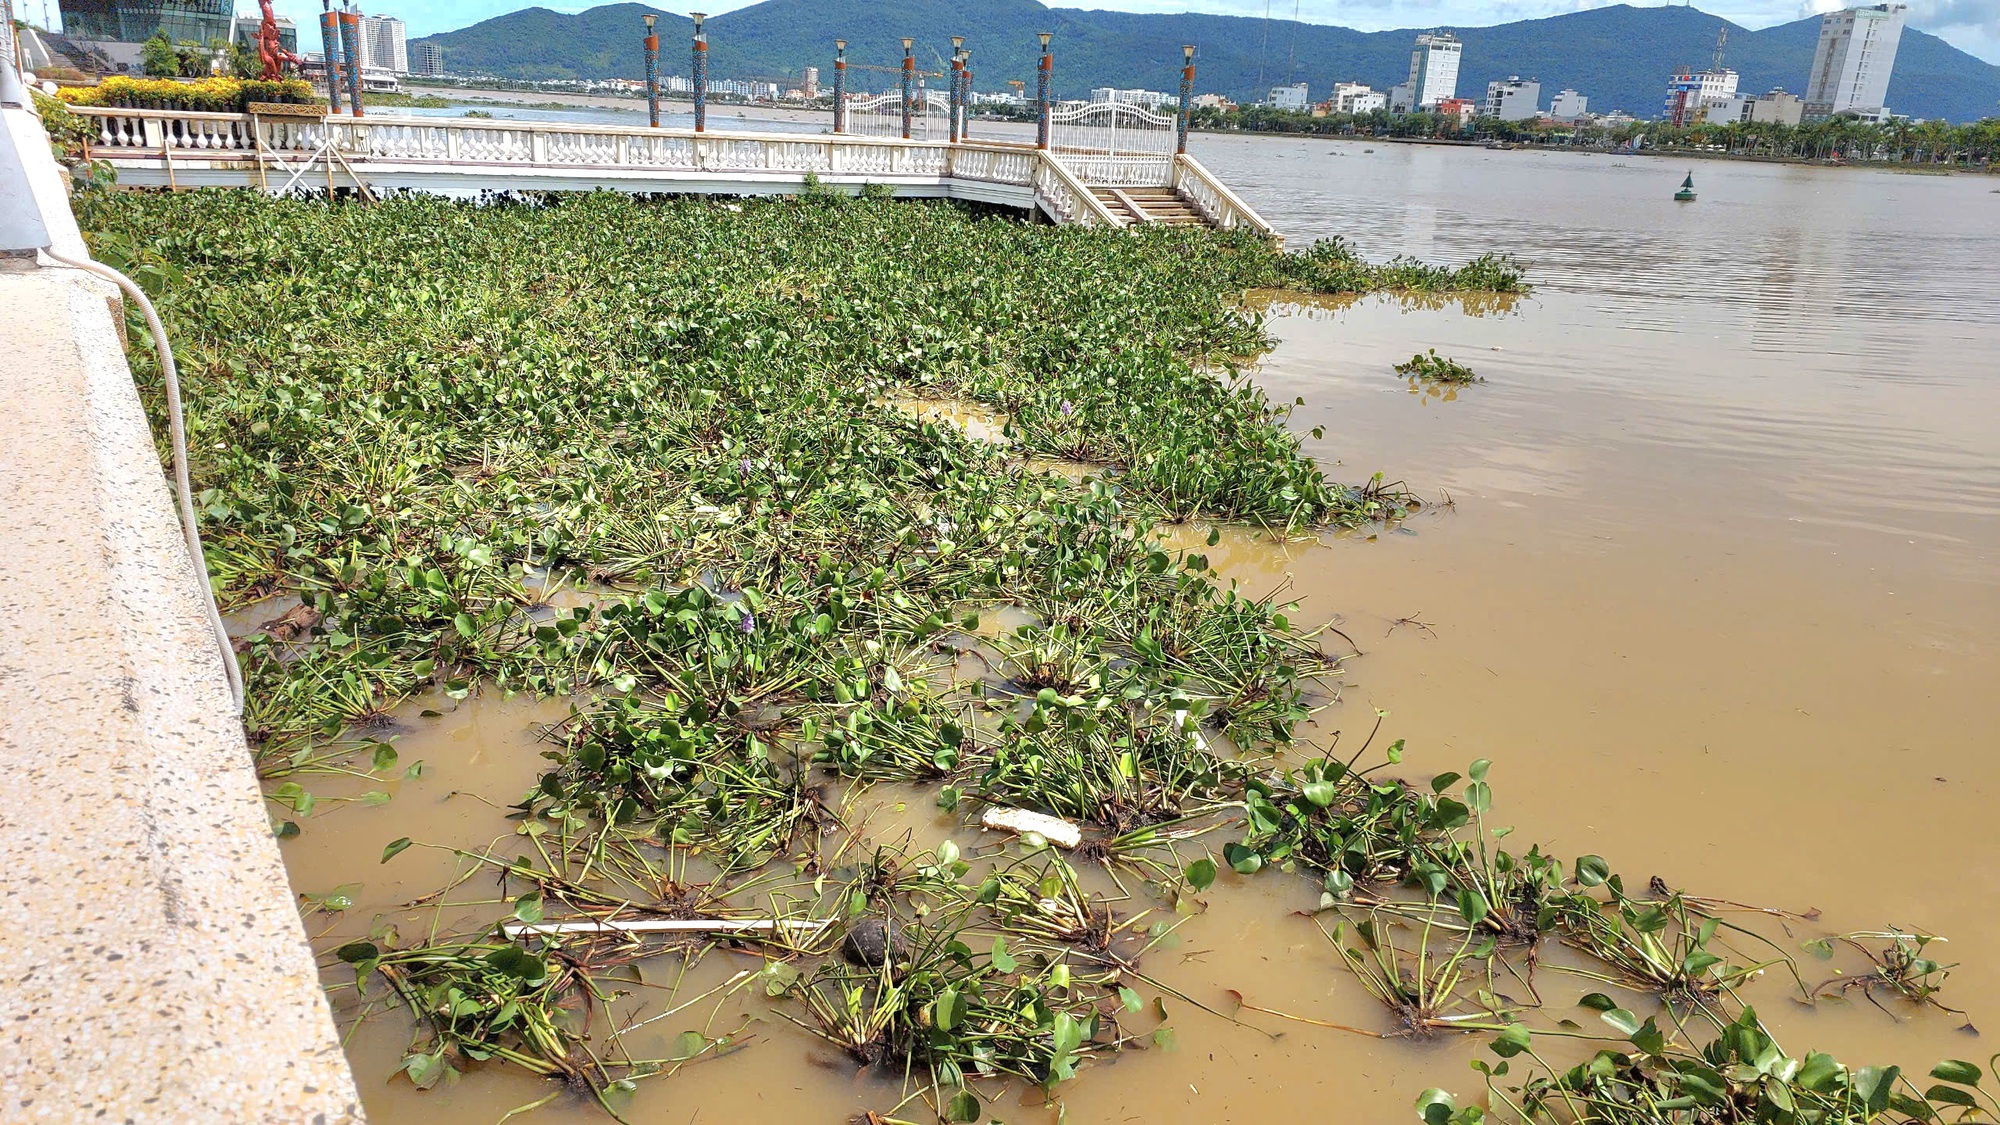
[844,88,949,141]
[1050,100,1175,185]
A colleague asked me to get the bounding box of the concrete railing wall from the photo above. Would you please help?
[0,90,365,1124]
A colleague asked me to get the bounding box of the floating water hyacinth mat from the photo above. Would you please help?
[74,190,1973,1123]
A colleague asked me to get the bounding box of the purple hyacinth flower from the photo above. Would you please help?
[738,611,756,634]
[1060,401,1074,416]
[740,458,753,475]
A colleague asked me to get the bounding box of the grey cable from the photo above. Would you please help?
[43,248,246,715]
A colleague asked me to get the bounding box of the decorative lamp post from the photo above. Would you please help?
[318,0,343,113]
[1035,31,1052,150]
[948,36,963,143]
[691,12,707,133]
[832,38,847,134]
[1177,44,1195,155]
[900,37,914,140]
[642,13,660,128]
[960,49,972,140]
[339,4,364,118]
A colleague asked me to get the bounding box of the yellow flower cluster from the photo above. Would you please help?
[58,76,316,113]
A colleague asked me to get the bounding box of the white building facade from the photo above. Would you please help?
[1393,31,1461,112]
[359,14,407,75]
[1331,81,1386,115]
[1265,82,1309,111]
[1805,3,1906,117]
[1549,88,1588,120]
[1484,76,1540,120]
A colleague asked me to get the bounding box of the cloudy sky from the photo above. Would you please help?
[249,0,2000,64]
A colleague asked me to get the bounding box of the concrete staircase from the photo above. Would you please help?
[1089,185,1211,228]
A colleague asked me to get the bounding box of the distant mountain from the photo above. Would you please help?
[413,1,2000,123]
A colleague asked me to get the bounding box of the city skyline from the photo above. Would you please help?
[178,0,2000,66]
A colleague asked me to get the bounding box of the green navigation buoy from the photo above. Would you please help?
[1675,172,1697,202]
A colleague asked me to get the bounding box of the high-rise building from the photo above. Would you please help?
[58,0,232,45]
[1805,3,1905,118]
[1484,76,1540,121]
[801,65,819,98]
[1331,81,1385,115]
[1401,31,1461,110]
[1549,89,1588,120]
[410,40,443,77]
[358,14,407,75]
[1664,67,1737,125]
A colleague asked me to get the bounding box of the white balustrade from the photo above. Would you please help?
[63,107,1270,235]
[1169,154,1279,242]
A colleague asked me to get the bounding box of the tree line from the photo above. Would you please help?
[1187,104,2000,168]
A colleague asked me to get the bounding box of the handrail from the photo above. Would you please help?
[68,105,1027,150]
[1171,152,1280,243]
[69,106,1192,234]
[1032,150,1123,227]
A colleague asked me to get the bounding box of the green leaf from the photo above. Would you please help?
[935,986,963,1031]
[381,837,412,863]
[483,945,545,982]
[944,1089,981,1123]
[1490,1023,1532,1058]
[1184,857,1217,892]
[1456,888,1490,928]
[1415,1088,1458,1125]
[335,940,379,964]
[1301,780,1338,808]
[1930,1060,1983,1086]
[370,742,399,771]
[1600,1007,1642,1037]
[1577,992,1618,1012]
[1574,855,1611,887]
[512,890,544,924]
[1222,841,1263,875]
[671,1030,707,1061]
[991,935,1017,973]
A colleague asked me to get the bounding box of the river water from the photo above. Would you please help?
[275,133,2000,1123]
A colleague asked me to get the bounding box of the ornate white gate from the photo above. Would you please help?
[1050,100,1176,185]
[844,87,949,141]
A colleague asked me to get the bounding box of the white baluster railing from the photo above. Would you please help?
[63,107,1253,232]
[1170,153,1280,243]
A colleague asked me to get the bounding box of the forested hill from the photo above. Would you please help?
[413,0,2000,123]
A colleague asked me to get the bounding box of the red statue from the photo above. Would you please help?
[257,0,304,80]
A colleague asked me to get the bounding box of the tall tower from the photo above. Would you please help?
[1408,31,1461,107]
[1805,3,1906,118]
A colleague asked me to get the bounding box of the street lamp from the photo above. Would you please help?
[960,48,973,140]
[1177,44,1196,155]
[691,12,707,133]
[949,35,964,142]
[832,38,847,134]
[642,13,659,129]
[900,36,914,140]
[1036,31,1053,150]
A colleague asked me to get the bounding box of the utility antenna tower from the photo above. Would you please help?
[1711,24,1727,70]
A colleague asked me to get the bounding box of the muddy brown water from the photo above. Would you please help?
[271,138,2000,1123]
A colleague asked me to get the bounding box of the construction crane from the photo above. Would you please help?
[1007,79,1025,96]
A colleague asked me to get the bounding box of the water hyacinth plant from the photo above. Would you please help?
[1395,349,1482,384]
[83,188,1969,1123]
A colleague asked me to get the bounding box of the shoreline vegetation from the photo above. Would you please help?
[74,189,1988,1124]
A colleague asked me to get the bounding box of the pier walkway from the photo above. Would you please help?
[68,106,1278,239]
